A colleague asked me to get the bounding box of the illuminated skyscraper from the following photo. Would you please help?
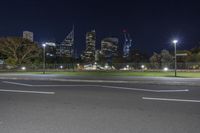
[101,37,118,58]
[83,30,96,62]
[123,30,132,58]
[57,27,74,58]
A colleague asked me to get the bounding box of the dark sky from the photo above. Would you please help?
[0,0,200,55]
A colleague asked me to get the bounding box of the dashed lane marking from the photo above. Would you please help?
[2,81,33,86]
[0,89,55,95]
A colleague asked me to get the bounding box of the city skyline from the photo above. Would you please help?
[4,25,200,58]
[0,0,200,55]
[21,29,130,60]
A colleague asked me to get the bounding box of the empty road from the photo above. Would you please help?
[0,79,200,133]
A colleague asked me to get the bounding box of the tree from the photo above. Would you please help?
[129,49,148,63]
[0,37,40,66]
[150,52,161,69]
[186,52,200,62]
[190,46,200,54]
[186,46,200,62]
[160,49,173,67]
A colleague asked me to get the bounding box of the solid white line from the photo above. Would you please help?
[64,79,129,83]
[142,97,200,103]
[101,85,189,92]
[0,89,55,95]
[34,85,98,87]
[27,85,189,93]
[2,81,33,86]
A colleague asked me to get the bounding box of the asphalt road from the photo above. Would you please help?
[0,79,200,133]
[1,73,200,86]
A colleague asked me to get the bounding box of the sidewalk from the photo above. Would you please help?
[0,73,200,86]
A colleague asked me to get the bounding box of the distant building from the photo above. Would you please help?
[95,50,101,62]
[40,42,57,64]
[44,42,56,57]
[56,27,74,58]
[101,37,118,59]
[82,30,96,63]
[23,31,34,42]
[123,31,132,58]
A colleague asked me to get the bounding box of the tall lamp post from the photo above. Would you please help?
[42,44,46,74]
[173,40,178,77]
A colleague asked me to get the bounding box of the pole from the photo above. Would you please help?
[43,46,46,74]
[72,25,75,72]
[174,43,177,77]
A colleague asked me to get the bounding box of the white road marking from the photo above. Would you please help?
[28,84,189,92]
[59,79,130,83]
[101,85,189,92]
[0,89,55,95]
[2,81,33,86]
[142,97,200,103]
[2,81,189,93]
[34,85,98,87]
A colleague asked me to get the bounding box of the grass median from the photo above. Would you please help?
[9,71,200,78]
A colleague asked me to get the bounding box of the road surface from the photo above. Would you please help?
[0,79,200,133]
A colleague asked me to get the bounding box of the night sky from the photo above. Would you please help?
[0,0,200,55]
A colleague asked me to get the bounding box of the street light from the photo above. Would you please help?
[141,65,145,69]
[42,44,46,74]
[126,65,129,70]
[163,67,169,72]
[21,66,26,71]
[173,39,178,77]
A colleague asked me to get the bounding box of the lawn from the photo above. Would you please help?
[16,71,200,78]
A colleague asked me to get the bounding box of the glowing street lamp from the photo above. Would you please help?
[21,66,26,71]
[173,39,178,77]
[141,65,145,69]
[105,64,109,69]
[163,67,168,72]
[173,40,178,44]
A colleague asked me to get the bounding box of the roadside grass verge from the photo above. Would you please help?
[3,71,200,78]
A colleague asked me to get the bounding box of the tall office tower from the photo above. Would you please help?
[101,37,118,59]
[57,27,74,58]
[123,30,133,58]
[23,31,34,42]
[83,30,96,63]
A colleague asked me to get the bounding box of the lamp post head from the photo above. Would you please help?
[163,67,169,71]
[42,44,46,47]
[21,66,26,71]
[173,40,178,44]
